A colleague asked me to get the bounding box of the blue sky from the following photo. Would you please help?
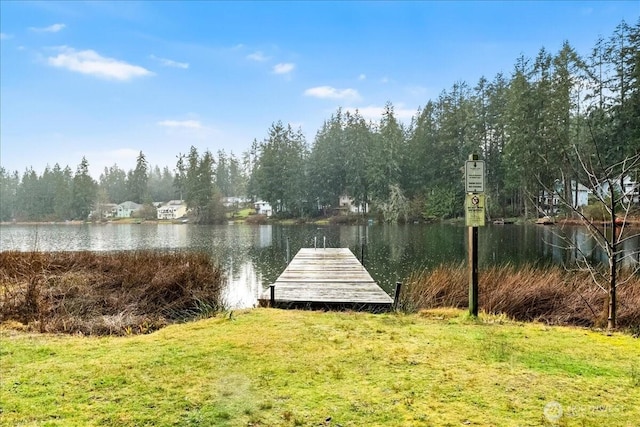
[1,1,638,178]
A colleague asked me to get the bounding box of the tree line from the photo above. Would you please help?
[0,149,247,222]
[249,19,639,220]
[1,19,638,223]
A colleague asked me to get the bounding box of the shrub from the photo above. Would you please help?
[245,214,268,225]
[0,250,224,335]
[582,201,609,221]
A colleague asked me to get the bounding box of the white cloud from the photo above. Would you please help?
[0,33,13,40]
[30,23,66,33]
[149,54,189,69]
[157,120,203,129]
[246,51,269,62]
[380,76,390,84]
[273,62,295,75]
[304,86,360,100]
[47,46,153,81]
[358,74,366,80]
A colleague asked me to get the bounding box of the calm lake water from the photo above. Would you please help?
[1,223,638,308]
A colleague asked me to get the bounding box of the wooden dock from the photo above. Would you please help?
[261,248,393,311]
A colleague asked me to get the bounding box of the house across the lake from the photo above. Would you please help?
[90,203,118,219]
[538,181,590,215]
[115,201,142,218]
[338,195,369,214]
[157,200,187,220]
[254,200,273,217]
[595,175,639,205]
[222,196,249,208]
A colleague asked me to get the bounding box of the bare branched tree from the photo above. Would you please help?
[536,140,639,329]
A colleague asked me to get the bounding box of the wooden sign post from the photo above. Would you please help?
[465,154,485,317]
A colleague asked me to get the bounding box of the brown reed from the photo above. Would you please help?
[401,263,640,329]
[0,250,224,335]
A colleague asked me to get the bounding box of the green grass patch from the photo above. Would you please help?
[2,308,639,426]
[227,208,255,221]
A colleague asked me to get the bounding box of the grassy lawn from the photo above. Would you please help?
[228,208,256,221]
[1,308,639,426]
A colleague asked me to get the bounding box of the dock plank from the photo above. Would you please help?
[261,248,393,310]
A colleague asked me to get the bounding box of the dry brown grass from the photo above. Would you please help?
[0,250,224,335]
[244,214,268,224]
[402,263,640,329]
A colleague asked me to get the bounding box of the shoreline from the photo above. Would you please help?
[2,214,640,228]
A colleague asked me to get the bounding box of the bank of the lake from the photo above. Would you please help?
[2,308,639,427]
[2,222,639,313]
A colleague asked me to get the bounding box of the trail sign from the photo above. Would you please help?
[465,193,486,227]
[465,160,485,193]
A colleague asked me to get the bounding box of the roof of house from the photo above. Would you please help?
[118,201,142,210]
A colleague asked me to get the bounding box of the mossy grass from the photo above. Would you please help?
[2,308,639,426]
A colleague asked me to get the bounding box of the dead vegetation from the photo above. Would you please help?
[402,263,640,329]
[0,250,224,335]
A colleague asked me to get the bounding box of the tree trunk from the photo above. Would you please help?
[608,185,617,330]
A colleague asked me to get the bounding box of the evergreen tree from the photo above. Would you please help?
[148,165,176,202]
[504,55,537,217]
[52,164,73,220]
[343,110,373,209]
[128,151,149,203]
[215,150,231,197]
[71,157,97,220]
[484,74,509,215]
[404,102,439,198]
[368,103,404,203]
[253,122,308,215]
[228,152,247,198]
[308,109,347,211]
[174,154,187,201]
[16,168,40,221]
[99,164,128,204]
[175,146,225,223]
[0,168,19,221]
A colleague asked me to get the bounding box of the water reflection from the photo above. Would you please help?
[1,223,638,309]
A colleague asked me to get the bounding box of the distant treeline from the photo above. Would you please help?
[1,19,638,223]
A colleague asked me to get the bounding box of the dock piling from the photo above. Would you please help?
[394,282,403,310]
[269,285,275,307]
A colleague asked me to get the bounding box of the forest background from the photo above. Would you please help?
[1,20,638,224]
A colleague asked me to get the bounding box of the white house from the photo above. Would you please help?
[90,203,118,219]
[538,181,590,215]
[595,176,639,205]
[222,196,249,208]
[570,181,590,208]
[254,200,273,217]
[157,200,187,220]
[115,201,142,218]
[338,195,369,214]
[622,176,639,204]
